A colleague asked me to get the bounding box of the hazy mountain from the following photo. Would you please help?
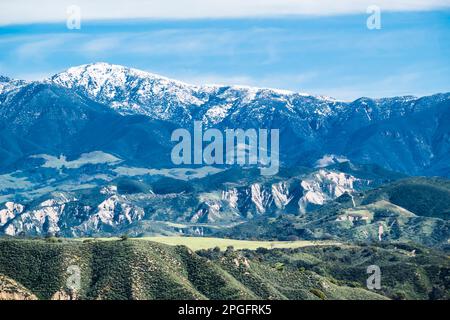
[1,63,450,239]
[48,62,450,176]
[0,165,388,237]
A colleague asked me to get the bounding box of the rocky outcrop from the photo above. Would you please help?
[0,275,37,300]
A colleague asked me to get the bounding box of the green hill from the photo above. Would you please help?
[219,177,450,248]
[362,177,450,220]
[0,238,448,300]
[0,238,388,300]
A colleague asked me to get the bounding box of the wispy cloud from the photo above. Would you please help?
[81,37,122,54]
[1,0,450,25]
[15,37,66,60]
[0,11,449,100]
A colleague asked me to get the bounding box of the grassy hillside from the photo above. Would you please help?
[219,177,450,248]
[0,238,448,300]
[362,177,450,220]
[205,242,449,300]
[0,238,246,300]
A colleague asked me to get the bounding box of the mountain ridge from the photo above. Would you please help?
[1,63,450,177]
[0,63,449,240]
[3,62,449,108]
[3,62,448,176]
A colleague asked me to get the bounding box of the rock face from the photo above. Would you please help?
[298,170,357,214]
[1,191,148,237]
[0,166,380,237]
[0,202,24,227]
[51,290,78,300]
[0,275,37,300]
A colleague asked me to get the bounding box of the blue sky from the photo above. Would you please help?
[0,2,449,100]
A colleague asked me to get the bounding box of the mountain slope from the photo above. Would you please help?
[219,177,450,248]
[1,238,448,300]
[47,62,450,176]
[1,63,449,176]
[0,239,392,300]
[0,81,176,171]
[362,177,450,220]
[0,165,394,237]
[1,63,450,239]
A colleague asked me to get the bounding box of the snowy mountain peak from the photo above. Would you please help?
[0,76,27,96]
[50,62,206,119]
[51,62,194,90]
[48,62,343,125]
[45,63,450,130]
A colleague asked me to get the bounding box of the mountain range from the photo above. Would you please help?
[0,62,449,242]
[1,62,449,175]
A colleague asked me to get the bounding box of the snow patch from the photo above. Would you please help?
[315,154,349,168]
[31,151,122,169]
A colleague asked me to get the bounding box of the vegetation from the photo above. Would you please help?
[217,177,450,249]
[137,236,338,251]
[0,238,447,300]
[362,177,450,220]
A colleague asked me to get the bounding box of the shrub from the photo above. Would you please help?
[224,246,234,256]
[274,262,284,271]
[310,288,326,300]
[392,290,407,300]
[44,237,60,243]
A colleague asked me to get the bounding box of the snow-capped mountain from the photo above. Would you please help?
[0,62,449,176]
[50,63,205,123]
[0,62,449,237]
[48,63,450,175]
[49,63,340,126]
[0,76,27,105]
[49,63,449,128]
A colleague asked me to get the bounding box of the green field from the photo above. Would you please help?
[81,236,340,251]
[138,237,340,251]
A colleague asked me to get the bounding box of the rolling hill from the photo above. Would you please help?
[219,177,450,248]
[1,238,448,300]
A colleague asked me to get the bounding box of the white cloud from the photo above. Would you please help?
[1,0,449,25]
[15,37,66,59]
